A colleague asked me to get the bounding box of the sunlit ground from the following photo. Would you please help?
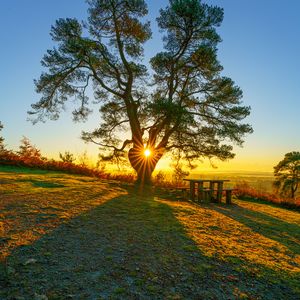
[0,167,299,299]
[159,199,300,273]
[0,169,126,261]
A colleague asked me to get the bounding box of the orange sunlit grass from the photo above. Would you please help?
[158,198,300,277]
[0,171,126,262]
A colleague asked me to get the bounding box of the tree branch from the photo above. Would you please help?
[88,138,132,151]
[85,57,123,98]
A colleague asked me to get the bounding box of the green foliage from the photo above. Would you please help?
[274,151,300,199]
[29,0,253,180]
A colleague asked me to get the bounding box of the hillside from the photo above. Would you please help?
[0,167,299,299]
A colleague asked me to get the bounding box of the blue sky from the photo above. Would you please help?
[0,0,299,172]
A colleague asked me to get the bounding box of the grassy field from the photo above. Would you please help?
[0,166,299,299]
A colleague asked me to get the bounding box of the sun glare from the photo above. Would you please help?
[144,149,151,158]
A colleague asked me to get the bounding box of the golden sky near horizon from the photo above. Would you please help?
[39,141,277,174]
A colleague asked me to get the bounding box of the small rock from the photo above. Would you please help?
[24,258,37,265]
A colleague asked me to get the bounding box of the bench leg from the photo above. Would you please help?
[203,190,212,203]
[217,182,223,203]
[190,182,195,201]
[226,190,232,204]
[198,182,204,202]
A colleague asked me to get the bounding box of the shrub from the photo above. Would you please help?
[59,151,76,163]
[234,181,300,209]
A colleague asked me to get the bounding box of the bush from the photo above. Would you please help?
[234,181,300,209]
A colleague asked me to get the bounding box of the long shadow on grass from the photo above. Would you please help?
[212,203,300,254]
[1,190,299,299]
[16,178,65,188]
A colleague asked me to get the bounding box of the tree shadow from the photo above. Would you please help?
[1,190,299,299]
[16,178,65,188]
[212,203,300,254]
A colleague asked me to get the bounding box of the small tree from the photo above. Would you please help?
[18,137,43,163]
[78,150,91,167]
[0,122,5,153]
[59,151,76,163]
[274,151,300,199]
[0,122,16,164]
[29,0,253,184]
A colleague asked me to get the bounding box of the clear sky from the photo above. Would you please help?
[0,0,299,173]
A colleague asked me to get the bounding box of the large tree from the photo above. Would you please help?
[274,151,300,199]
[29,0,252,184]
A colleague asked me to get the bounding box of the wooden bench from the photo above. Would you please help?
[171,186,234,204]
[223,188,233,204]
[198,188,234,204]
[197,188,212,203]
[179,187,189,200]
[169,187,189,200]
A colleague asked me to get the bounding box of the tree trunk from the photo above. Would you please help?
[291,184,296,199]
[128,146,165,185]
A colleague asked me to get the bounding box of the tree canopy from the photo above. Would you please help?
[29,0,253,183]
[274,151,300,199]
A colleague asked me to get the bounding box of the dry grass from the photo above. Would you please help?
[0,166,300,299]
[234,181,300,208]
[0,169,126,262]
[159,199,300,274]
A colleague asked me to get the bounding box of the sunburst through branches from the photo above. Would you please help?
[128,145,162,185]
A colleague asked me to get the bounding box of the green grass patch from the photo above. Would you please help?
[16,179,65,188]
[0,164,66,175]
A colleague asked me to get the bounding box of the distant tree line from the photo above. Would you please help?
[0,121,113,179]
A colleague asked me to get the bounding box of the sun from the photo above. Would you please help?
[144,149,151,158]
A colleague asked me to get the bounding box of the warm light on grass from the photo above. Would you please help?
[144,149,151,158]
[1,168,300,298]
[158,198,300,276]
